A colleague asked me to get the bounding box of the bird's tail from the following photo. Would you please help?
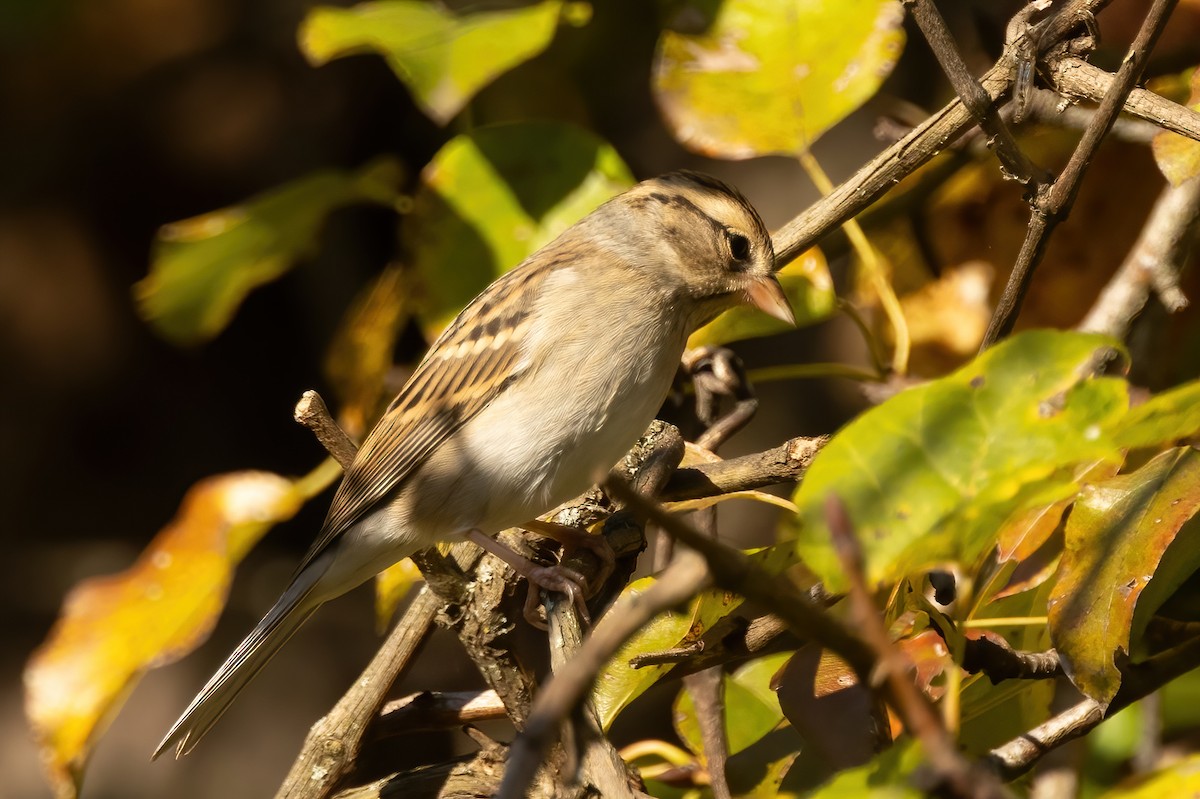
[153,572,322,760]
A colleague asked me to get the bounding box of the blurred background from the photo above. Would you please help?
[6,1,1200,797]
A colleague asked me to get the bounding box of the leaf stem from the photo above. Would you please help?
[963,617,1049,628]
[293,456,344,500]
[796,149,910,375]
[747,362,885,385]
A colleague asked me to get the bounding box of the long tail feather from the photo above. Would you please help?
[153,575,322,759]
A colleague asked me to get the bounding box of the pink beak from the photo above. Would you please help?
[747,274,796,326]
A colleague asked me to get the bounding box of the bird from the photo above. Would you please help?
[154,170,793,759]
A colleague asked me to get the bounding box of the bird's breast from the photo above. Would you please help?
[462,283,687,531]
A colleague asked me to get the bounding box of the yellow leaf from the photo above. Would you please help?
[374,558,423,634]
[24,472,303,798]
[1152,67,1200,186]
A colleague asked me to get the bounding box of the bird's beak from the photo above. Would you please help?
[747,274,796,326]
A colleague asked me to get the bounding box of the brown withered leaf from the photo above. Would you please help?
[774,644,886,778]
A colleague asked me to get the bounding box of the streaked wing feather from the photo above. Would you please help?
[293,264,545,574]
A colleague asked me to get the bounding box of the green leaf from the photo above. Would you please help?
[1049,447,1200,709]
[688,247,835,347]
[591,579,742,731]
[674,652,790,759]
[807,738,924,799]
[135,157,403,345]
[405,120,632,336]
[299,0,567,125]
[1111,380,1200,450]
[792,331,1127,593]
[654,0,905,158]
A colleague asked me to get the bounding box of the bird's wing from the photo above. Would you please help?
[294,262,550,574]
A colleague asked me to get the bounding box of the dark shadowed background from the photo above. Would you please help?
[6,1,1199,797]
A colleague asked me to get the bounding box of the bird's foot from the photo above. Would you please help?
[464,528,591,629]
[520,518,615,594]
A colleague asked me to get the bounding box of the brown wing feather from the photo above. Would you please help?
[293,263,548,574]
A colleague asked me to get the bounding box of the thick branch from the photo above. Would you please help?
[1047,56,1200,143]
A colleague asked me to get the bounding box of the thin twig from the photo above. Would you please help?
[905,0,1044,187]
[661,435,827,502]
[1079,175,1200,337]
[988,633,1200,780]
[771,61,1012,266]
[826,496,1012,799]
[982,0,1181,346]
[1017,87,1164,142]
[961,633,1063,683]
[294,390,358,469]
[628,613,798,677]
[375,690,507,735]
[768,0,1200,269]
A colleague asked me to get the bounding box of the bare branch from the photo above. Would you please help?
[982,0,1180,347]
[661,435,827,502]
[375,691,507,734]
[529,423,688,799]
[498,549,714,799]
[771,62,1011,265]
[274,546,481,799]
[905,0,1045,187]
[988,633,1200,780]
[294,390,359,469]
[1046,56,1200,143]
[1079,175,1200,338]
[961,633,1062,683]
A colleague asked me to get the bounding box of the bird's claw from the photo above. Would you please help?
[522,563,591,630]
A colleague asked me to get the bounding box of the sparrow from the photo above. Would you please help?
[155,170,793,758]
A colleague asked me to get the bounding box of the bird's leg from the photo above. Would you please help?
[519,518,615,594]
[464,528,590,629]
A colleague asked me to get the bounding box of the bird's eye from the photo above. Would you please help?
[727,232,751,261]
